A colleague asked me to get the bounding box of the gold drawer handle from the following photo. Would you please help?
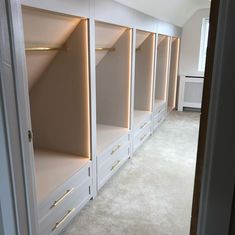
[50,188,74,209]
[111,160,121,171]
[111,145,121,155]
[140,122,147,129]
[51,208,75,232]
[140,134,147,141]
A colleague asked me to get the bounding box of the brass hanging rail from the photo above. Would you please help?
[96,47,116,52]
[25,46,67,52]
[136,46,141,51]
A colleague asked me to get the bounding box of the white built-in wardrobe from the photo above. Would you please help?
[95,22,132,190]
[133,30,155,152]
[15,1,181,234]
[22,7,92,235]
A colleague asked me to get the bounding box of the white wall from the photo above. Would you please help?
[179,8,210,76]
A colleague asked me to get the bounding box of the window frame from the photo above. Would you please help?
[198,17,210,72]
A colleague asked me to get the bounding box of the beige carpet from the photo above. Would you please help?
[61,111,200,235]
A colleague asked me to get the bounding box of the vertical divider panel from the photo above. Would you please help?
[165,36,173,110]
[88,17,98,196]
[151,33,158,132]
[130,28,136,157]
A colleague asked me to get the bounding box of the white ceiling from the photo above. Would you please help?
[114,0,210,26]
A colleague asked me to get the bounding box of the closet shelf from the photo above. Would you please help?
[133,110,152,126]
[34,149,89,203]
[97,124,129,155]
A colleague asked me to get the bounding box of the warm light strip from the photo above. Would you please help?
[164,37,171,101]
[173,38,180,108]
[149,34,156,111]
[84,19,91,158]
[127,29,132,129]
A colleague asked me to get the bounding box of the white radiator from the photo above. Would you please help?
[177,75,204,111]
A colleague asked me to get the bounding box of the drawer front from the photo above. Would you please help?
[154,105,167,118]
[98,145,130,190]
[154,111,167,129]
[40,178,92,235]
[97,134,129,166]
[38,161,91,221]
[134,117,152,138]
[134,124,151,152]
[155,102,167,113]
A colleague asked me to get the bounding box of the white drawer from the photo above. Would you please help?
[134,118,152,138]
[98,145,130,190]
[154,105,167,118]
[97,134,129,166]
[40,178,92,235]
[38,161,91,221]
[154,111,166,130]
[134,124,151,152]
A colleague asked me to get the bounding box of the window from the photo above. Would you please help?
[198,18,209,72]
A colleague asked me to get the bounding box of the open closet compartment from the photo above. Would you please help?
[22,7,92,234]
[133,30,155,152]
[95,21,132,189]
[153,34,171,130]
[167,37,180,112]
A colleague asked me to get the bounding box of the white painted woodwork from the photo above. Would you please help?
[98,145,129,190]
[177,75,204,111]
[97,134,129,165]
[96,124,129,155]
[37,161,91,222]
[40,178,91,235]
[133,110,152,127]
[153,109,167,130]
[10,1,183,234]
[22,9,92,232]
[133,122,151,152]
[154,99,166,111]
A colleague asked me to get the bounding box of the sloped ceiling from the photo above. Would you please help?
[95,22,126,65]
[136,30,150,48]
[114,0,210,26]
[23,7,80,90]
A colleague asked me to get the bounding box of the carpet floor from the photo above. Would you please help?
[61,111,200,235]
